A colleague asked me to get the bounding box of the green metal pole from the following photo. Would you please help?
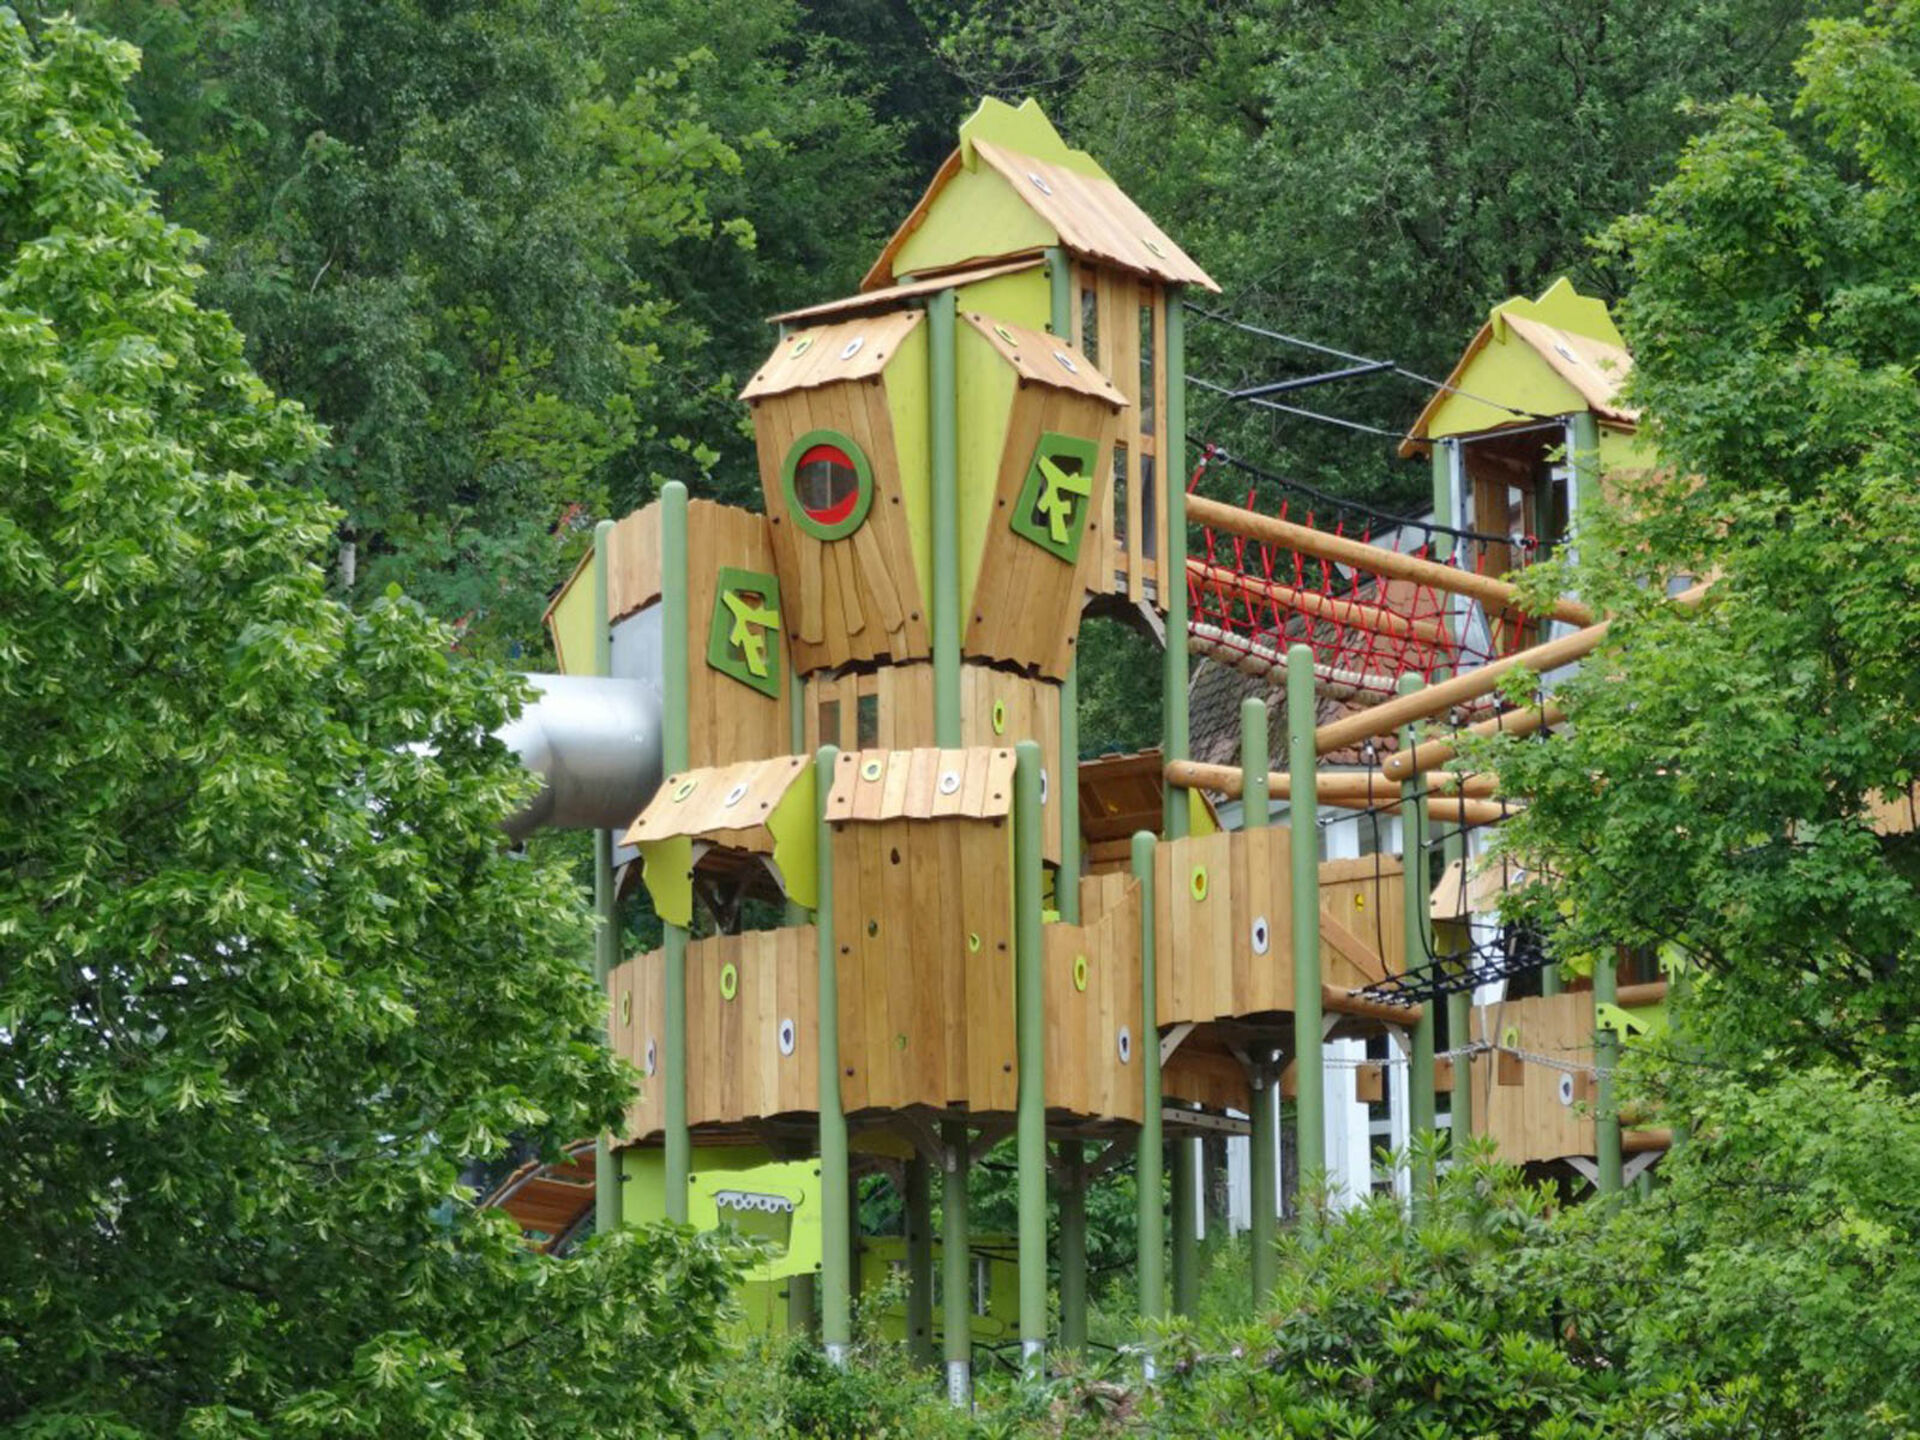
[929,289,961,747]
[1014,740,1047,1378]
[1058,1141,1087,1351]
[1429,439,1455,552]
[1287,646,1325,1190]
[1162,291,1190,838]
[1171,1135,1198,1315]
[1133,831,1164,1329]
[1595,949,1623,1199]
[1047,245,1073,340]
[1444,826,1472,1154]
[1242,698,1277,1300]
[1059,660,1081,924]
[1397,675,1436,1208]
[941,1122,972,1406]
[815,745,851,1361]
[660,484,691,1224]
[905,1155,934,1366]
[591,521,622,1237]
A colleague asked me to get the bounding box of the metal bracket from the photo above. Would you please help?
[1622,1152,1661,1187]
[1163,1106,1251,1137]
[1083,1139,1133,1180]
[967,1118,1014,1165]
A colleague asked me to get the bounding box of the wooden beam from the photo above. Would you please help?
[1384,699,1565,780]
[1186,558,1449,644]
[1615,979,1670,1009]
[1622,1128,1673,1154]
[1167,759,1499,802]
[1165,759,1516,827]
[1321,984,1421,1028]
[1186,492,1595,628]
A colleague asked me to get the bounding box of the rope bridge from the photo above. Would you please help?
[1184,448,1545,709]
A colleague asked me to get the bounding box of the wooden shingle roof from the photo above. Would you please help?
[824,747,1016,822]
[961,311,1127,408]
[739,311,923,402]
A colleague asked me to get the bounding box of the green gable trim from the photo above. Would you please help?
[707,566,783,698]
[1010,431,1099,563]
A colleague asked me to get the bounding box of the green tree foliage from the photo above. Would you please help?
[40,0,911,653]
[925,0,1842,507]
[0,16,743,1433]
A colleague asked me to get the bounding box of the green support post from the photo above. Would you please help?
[1595,948,1623,1198]
[787,1273,816,1337]
[1242,697,1278,1300]
[941,1121,972,1406]
[905,1156,934,1366]
[1058,1141,1087,1351]
[1162,292,1190,838]
[1443,824,1472,1152]
[815,746,852,1362]
[1014,741,1047,1378]
[1171,1136,1198,1315]
[1132,831,1164,1330]
[1397,675,1436,1207]
[660,485,691,1223]
[1287,647,1325,1189]
[591,521,622,1237]
[1059,659,1081,923]
[929,289,961,747]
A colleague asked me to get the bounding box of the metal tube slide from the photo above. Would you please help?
[497,673,663,842]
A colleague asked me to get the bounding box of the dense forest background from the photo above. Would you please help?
[23,0,1841,659]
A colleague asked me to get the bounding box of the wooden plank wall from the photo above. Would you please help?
[751,379,929,675]
[607,928,819,1140]
[831,818,1016,1115]
[1072,263,1165,607]
[1318,856,1408,988]
[1042,877,1143,1122]
[1154,828,1294,1026]
[804,666,1063,863]
[963,384,1118,679]
[1467,990,1595,1163]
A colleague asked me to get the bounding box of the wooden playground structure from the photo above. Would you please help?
[503,97,1678,1394]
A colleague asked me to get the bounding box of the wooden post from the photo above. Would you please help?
[1014,741,1047,1378]
[661,484,691,1223]
[591,520,621,1237]
[1058,1141,1088,1350]
[1287,646,1325,1189]
[1133,831,1164,1330]
[1242,697,1278,1302]
[815,746,851,1362]
[1398,674,1436,1210]
[1163,292,1190,837]
[905,1156,934,1366]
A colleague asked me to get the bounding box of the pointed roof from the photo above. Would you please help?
[861,98,1218,294]
[1399,278,1636,457]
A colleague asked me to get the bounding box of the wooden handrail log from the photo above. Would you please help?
[1368,580,1712,773]
[1615,980,1670,1009]
[1165,761,1513,825]
[1186,492,1595,628]
[1186,559,1449,645]
[1384,700,1566,780]
[1322,984,1422,1028]
[1164,759,1498,802]
[1623,1128,1674,1154]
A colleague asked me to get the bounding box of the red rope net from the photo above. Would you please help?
[1185,449,1543,708]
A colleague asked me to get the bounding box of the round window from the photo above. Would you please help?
[782,429,874,541]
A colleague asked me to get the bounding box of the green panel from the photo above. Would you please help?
[706,566,782,698]
[1187,788,1217,838]
[1008,430,1099,562]
[955,268,1050,333]
[1598,425,1657,473]
[863,1234,1019,1347]
[624,1146,824,1282]
[1424,346,1586,441]
[956,96,1112,182]
[893,164,1057,282]
[884,322,932,619]
[765,763,817,910]
[955,325,1018,626]
[640,835,693,928]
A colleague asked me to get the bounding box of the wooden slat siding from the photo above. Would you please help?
[1469,991,1597,1164]
[608,931,818,1140]
[625,755,808,850]
[968,140,1218,292]
[740,311,922,401]
[752,378,930,678]
[1042,877,1145,1121]
[971,817,1018,1111]
[825,746,1017,821]
[1149,828,1295,1026]
[1318,857,1407,980]
[960,312,1127,406]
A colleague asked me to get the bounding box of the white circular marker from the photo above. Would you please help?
[1558,1073,1576,1107]
[1251,916,1271,955]
[722,782,749,808]
[840,336,864,360]
[1117,1026,1133,1064]
[778,1018,796,1057]
[938,770,962,796]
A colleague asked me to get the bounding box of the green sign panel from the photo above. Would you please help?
[1009,430,1098,563]
[707,566,782,698]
